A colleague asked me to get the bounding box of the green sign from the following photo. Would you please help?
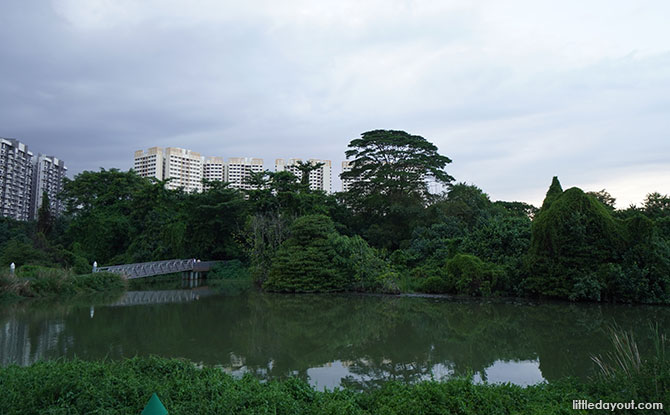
[142,393,168,415]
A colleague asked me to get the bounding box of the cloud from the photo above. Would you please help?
[0,0,668,205]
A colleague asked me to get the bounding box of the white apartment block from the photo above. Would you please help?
[133,147,164,180]
[0,138,34,221]
[203,156,226,190]
[226,157,264,190]
[31,155,67,219]
[276,158,332,193]
[164,147,204,193]
[203,157,225,182]
[134,147,205,193]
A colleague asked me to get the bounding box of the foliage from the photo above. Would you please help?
[245,212,294,286]
[525,177,670,303]
[587,189,616,211]
[264,215,349,292]
[642,192,670,219]
[525,180,625,300]
[329,233,395,292]
[445,254,503,296]
[342,129,454,202]
[208,260,250,280]
[0,354,667,414]
[36,191,53,235]
[341,130,454,249]
[0,268,125,298]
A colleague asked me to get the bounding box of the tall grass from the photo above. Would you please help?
[591,324,642,378]
[0,267,126,299]
[591,323,669,406]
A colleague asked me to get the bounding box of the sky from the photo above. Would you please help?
[1,0,668,207]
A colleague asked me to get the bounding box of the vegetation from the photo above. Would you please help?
[0,341,666,415]
[1,266,125,300]
[1,129,670,303]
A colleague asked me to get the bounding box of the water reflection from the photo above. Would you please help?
[0,292,668,390]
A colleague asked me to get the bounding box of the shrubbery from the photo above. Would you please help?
[0,349,667,414]
[0,267,125,299]
[264,215,394,293]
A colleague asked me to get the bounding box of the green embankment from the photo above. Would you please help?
[0,354,666,414]
[0,265,125,300]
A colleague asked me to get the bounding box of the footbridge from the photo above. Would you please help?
[93,259,219,279]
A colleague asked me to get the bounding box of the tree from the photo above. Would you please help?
[341,130,454,203]
[264,215,348,292]
[294,160,325,188]
[37,191,52,235]
[642,192,670,219]
[340,130,454,249]
[587,189,616,210]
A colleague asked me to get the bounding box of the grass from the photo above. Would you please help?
[0,357,592,414]
[0,266,126,300]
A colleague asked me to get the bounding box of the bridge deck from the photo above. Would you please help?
[94,259,219,279]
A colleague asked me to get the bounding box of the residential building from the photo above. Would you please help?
[203,156,226,182]
[134,147,205,192]
[0,138,34,221]
[31,154,67,219]
[275,158,332,193]
[133,147,164,180]
[226,157,264,190]
[163,147,204,193]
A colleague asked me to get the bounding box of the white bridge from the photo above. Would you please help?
[94,259,219,279]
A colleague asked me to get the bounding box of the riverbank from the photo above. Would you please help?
[0,355,666,414]
[0,267,125,300]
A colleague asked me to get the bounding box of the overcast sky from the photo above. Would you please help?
[1,0,668,207]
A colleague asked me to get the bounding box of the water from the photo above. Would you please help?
[1,288,668,390]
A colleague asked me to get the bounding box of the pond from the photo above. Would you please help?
[1,287,668,391]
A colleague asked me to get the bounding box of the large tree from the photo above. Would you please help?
[340,130,454,249]
[341,130,454,203]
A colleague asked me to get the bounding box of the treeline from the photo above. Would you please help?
[1,130,669,303]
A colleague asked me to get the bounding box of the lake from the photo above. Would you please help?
[1,286,668,391]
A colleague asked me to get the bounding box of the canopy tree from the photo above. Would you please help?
[341,130,454,203]
[340,130,454,249]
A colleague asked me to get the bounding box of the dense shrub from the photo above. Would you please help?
[525,181,625,300]
[445,254,502,296]
[0,268,125,298]
[208,260,250,280]
[264,215,349,292]
[330,234,393,292]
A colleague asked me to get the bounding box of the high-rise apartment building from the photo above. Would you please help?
[133,147,164,180]
[276,158,332,193]
[31,155,67,219]
[163,147,204,193]
[0,138,34,221]
[226,157,264,190]
[134,147,204,193]
[203,157,226,182]
[134,148,266,192]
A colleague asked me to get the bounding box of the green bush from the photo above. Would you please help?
[418,275,451,294]
[207,260,250,280]
[1,268,125,298]
[70,272,127,293]
[264,215,349,292]
[330,233,391,292]
[445,254,502,296]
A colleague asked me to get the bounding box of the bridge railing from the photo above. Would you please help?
[95,258,199,279]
